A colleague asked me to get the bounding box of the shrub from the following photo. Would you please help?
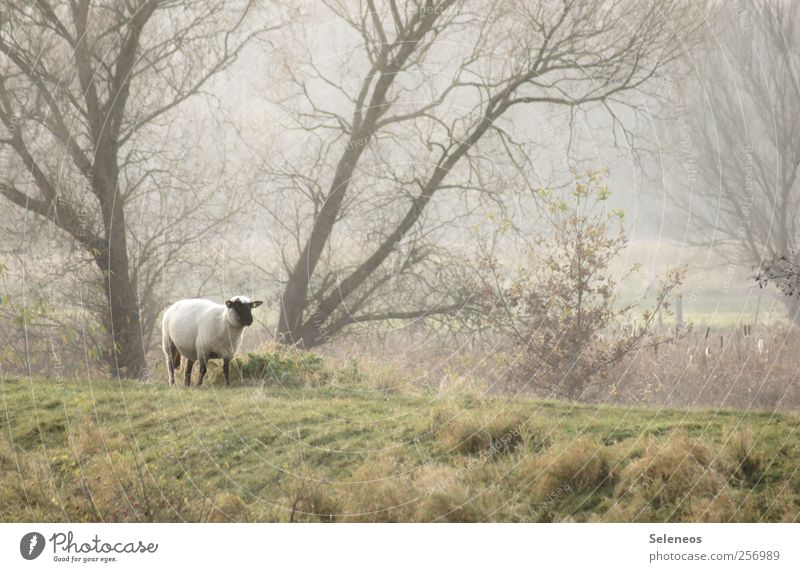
[468,174,684,399]
[212,346,331,387]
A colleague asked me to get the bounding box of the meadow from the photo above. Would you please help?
[2,354,799,523]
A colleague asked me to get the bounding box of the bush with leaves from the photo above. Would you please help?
[472,175,684,399]
[211,345,331,387]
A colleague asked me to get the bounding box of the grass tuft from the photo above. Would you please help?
[614,433,724,519]
[435,409,526,456]
[725,432,767,486]
[519,438,614,504]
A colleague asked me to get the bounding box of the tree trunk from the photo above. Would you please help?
[95,167,146,378]
[291,321,323,349]
[276,143,368,346]
[276,277,313,347]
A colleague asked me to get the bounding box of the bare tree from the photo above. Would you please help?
[0,0,281,376]
[265,0,702,348]
[669,1,800,322]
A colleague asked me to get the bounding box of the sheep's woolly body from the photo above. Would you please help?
[162,297,250,362]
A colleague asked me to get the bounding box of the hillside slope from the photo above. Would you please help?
[1,376,799,522]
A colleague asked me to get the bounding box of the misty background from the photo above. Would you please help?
[0,0,796,407]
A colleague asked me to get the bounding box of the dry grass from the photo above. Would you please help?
[315,325,800,410]
[338,455,415,522]
[434,409,526,456]
[613,433,724,519]
[594,327,800,410]
[0,416,227,522]
[517,438,614,503]
[725,432,767,486]
[2,375,799,522]
[277,464,340,523]
[602,430,799,522]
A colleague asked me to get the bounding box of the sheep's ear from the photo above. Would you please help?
[225,300,233,308]
[250,301,263,308]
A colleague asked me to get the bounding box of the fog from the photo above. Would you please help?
[0,0,796,395]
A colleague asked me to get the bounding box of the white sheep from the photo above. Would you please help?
[161,296,263,387]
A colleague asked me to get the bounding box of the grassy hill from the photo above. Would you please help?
[2,372,800,522]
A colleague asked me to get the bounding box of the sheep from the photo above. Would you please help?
[161,296,263,387]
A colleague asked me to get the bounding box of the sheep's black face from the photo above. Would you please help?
[225,298,262,327]
[236,300,254,326]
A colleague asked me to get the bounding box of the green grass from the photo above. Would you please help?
[2,375,800,522]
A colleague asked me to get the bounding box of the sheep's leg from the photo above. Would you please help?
[223,358,230,387]
[171,342,181,369]
[196,361,208,387]
[184,359,194,387]
[167,341,180,386]
[167,355,175,385]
